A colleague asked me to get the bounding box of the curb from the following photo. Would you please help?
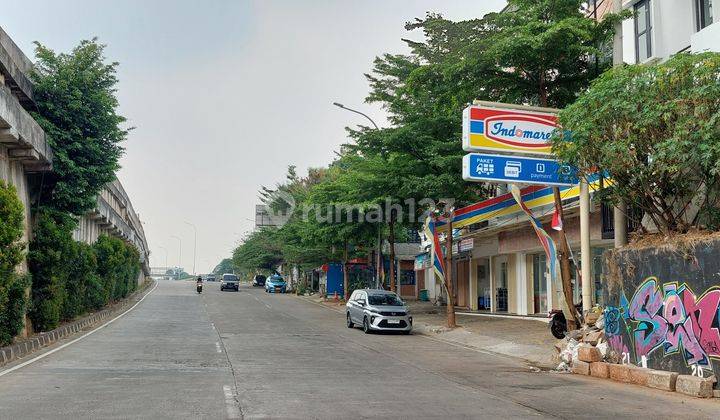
[0,279,156,368]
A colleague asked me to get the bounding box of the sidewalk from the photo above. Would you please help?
[297,293,558,369]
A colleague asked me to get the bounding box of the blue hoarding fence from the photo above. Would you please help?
[462,153,578,187]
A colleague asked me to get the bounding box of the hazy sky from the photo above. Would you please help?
[3,0,505,273]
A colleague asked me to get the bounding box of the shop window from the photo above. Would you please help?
[497,262,508,312]
[697,0,714,30]
[399,270,415,285]
[532,254,547,314]
[634,0,653,62]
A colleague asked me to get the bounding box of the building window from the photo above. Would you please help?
[634,0,652,62]
[697,0,714,30]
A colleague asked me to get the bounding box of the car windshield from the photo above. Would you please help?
[223,276,238,281]
[368,294,403,306]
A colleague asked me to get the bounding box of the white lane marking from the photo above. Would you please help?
[215,342,222,353]
[264,303,271,309]
[0,281,159,378]
[223,385,242,419]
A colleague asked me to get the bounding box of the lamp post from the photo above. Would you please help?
[333,101,382,287]
[170,235,182,271]
[332,102,379,129]
[184,221,197,275]
[158,246,168,270]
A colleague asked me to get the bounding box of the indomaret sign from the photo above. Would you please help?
[462,102,559,155]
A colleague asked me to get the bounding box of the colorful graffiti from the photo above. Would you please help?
[606,277,720,369]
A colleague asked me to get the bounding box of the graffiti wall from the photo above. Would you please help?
[603,238,720,380]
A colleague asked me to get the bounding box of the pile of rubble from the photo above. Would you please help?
[555,308,607,372]
[554,308,718,398]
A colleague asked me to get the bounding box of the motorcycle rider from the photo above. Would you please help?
[196,276,203,293]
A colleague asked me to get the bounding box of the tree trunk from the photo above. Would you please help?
[445,220,457,328]
[388,214,396,293]
[553,187,580,329]
[343,241,349,301]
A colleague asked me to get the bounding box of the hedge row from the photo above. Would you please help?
[28,209,141,332]
[0,181,29,346]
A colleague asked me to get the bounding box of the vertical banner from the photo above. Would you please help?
[423,216,445,284]
[509,184,558,283]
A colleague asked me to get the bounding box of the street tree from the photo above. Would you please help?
[555,52,720,234]
[31,38,129,216]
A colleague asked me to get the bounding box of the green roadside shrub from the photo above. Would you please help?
[27,209,76,331]
[0,181,28,345]
[62,242,97,320]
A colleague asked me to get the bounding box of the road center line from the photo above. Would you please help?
[0,280,159,378]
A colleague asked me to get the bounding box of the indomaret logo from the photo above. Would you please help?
[485,114,557,148]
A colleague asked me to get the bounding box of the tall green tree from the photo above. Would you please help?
[484,0,627,108]
[32,38,128,215]
[555,52,720,234]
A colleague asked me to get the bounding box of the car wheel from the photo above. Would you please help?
[363,317,371,334]
[346,313,354,328]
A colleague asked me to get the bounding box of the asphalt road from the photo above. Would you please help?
[0,280,718,419]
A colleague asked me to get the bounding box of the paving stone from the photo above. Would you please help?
[608,363,632,383]
[590,362,609,378]
[675,375,714,398]
[629,366,650,386]
[572,360,590,375]
[578,345,602,363]
[646,370,678,391]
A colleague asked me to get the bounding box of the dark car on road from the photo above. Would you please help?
[252,274,266,287]
[220,273,239,291]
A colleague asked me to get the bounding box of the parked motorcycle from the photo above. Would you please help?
[549,302,583,339]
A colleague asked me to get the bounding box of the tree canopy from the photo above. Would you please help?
[555,52,720,233]
[32,38,128,215]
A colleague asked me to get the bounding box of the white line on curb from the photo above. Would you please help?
[0,281,159,378]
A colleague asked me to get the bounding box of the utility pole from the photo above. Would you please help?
[553,188,580,329]
[184,221,197,275]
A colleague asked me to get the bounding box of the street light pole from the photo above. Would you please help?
[158,246,168,269]
[333,101,382,287]
[170,235,182,270]
[332,102,379,130]
[184,221,197,275]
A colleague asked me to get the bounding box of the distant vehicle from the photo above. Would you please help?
[220,273,239,291]
[205,275,216,282]
[252,274,266,287]
[346,289,412,334]
[265,274,286,293]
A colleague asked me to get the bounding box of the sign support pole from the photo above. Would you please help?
[580,179,592,313]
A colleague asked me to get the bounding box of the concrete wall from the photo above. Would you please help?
[603,236,720,379]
